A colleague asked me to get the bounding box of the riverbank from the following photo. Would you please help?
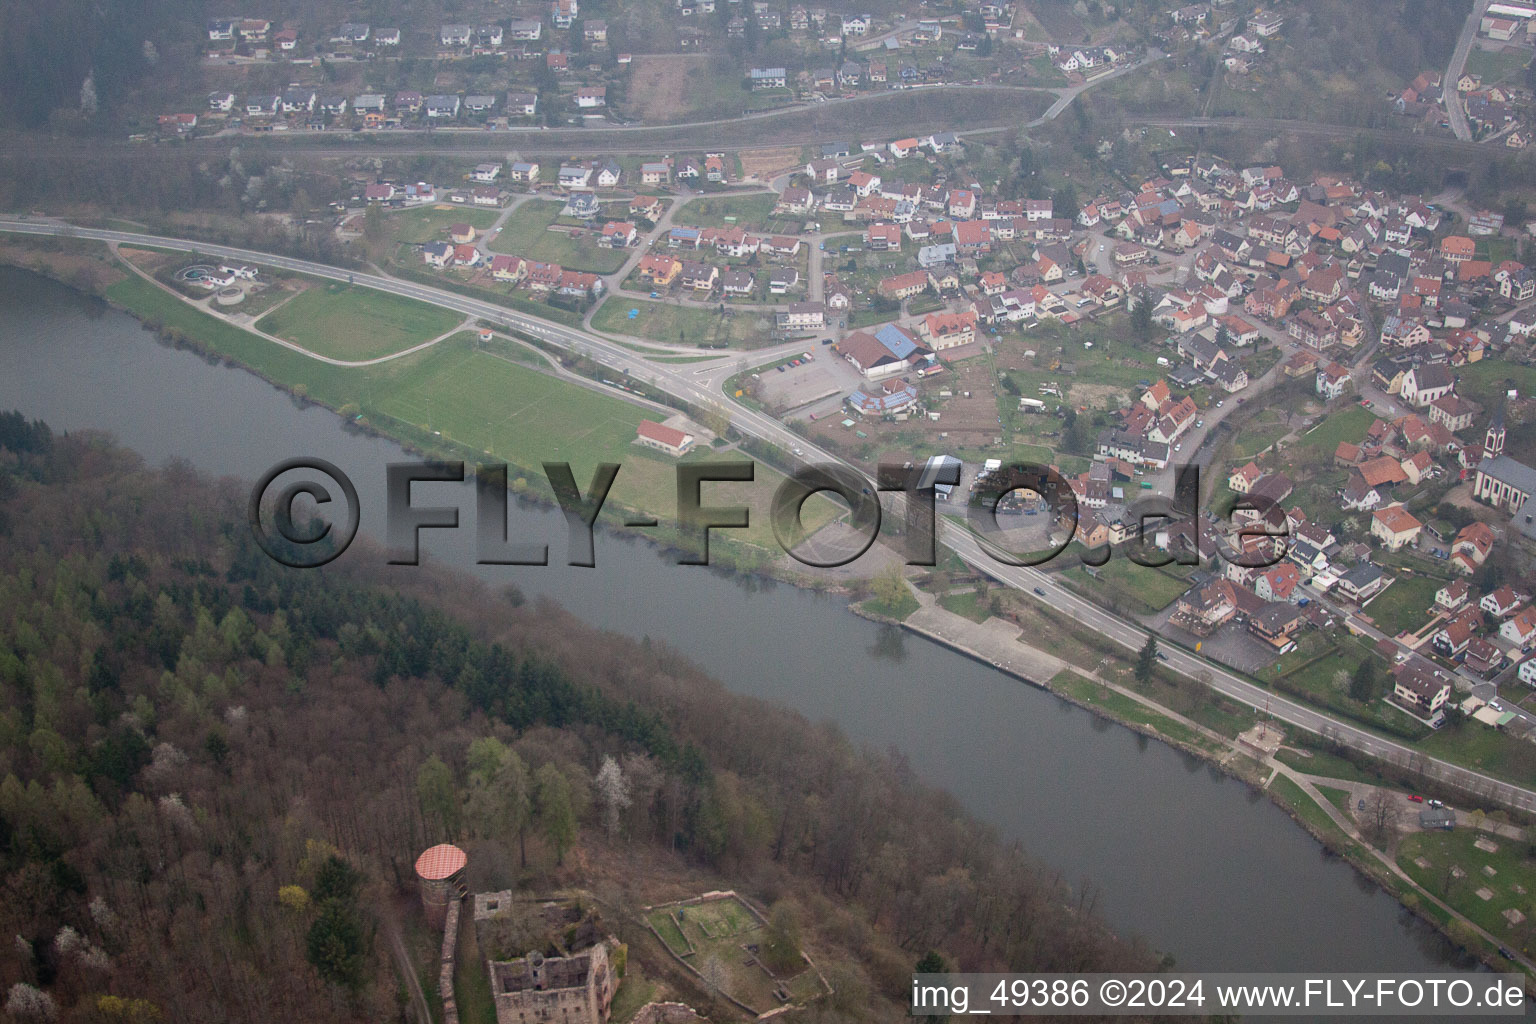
[865,583,1536,983]
[9,242,1536,979]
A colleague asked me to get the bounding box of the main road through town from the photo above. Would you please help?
[5,215,1534,815]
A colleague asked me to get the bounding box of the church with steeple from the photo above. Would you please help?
[1485,406,1506,458]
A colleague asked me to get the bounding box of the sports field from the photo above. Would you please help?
[374,342,649,462]
[255,283,462,361]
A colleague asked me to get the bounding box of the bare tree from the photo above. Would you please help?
[1362,789,1401,847]
[594,756,631,840]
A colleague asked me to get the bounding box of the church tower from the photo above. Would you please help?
[1485,406,1506,458]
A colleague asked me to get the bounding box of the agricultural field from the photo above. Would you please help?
[388,204,499,245]
[487,201,633,273]
[255,283,462,361]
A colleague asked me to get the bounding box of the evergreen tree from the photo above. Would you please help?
[1135,634,1158,684]
[1348,658,1378,702]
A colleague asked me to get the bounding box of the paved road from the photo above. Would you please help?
[1444,0,1494,142]
[0,54,1168,164]
[7,215,1536,815]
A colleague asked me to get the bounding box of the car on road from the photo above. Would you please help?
[1500,947,1516,960]
[1408,794,1424,803]
[1156,652,1169,662]
[1033,587,1046,597]
[821,338,833,345]
[1173,443,1182,452]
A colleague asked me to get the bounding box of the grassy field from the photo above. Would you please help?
[862,588,919,621]
[487,201,632,273]
[1062,558,1192,616]
[1277,745,1382,785]
[647,909,691,956]
[591,297,778,349]
[389,204,499,245]
[1466,46,1531,87]
[1294,405,1378,457]
[1270,774,1353,845]
[1231,408,1292,458]
[1361,574,1441,636]
[679,193,783,230]
[1397,828,1536,952]
[938,589,993,623]
[255,283,462,361]
[104,276,833,557]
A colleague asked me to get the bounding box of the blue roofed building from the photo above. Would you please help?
[847,383,919,416]
[839,323,932,379]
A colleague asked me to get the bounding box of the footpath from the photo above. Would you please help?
[888,584,1536,977]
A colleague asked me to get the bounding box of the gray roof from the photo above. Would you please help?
[1477,455,1536,498]
[1339,562,1384,588]
[1418,807,1455,829]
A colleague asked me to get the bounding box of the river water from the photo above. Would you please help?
[0,266,1470,976]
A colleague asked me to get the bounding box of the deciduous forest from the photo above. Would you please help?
[0,415,1154,1022]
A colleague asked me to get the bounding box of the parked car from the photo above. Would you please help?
[1408,794,1424,803]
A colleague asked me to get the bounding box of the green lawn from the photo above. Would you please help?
[1362,575,1442,637]
[1397,829,1536,952]
[1277,745,1381,785]
[1062,558,1192,616]
[1416,721,1536,788]
[938,589,993,623]
[255,282,461,361]
[1270,774,1352,844]
[609,965,659,1022]
[678,193,783,230]
[1317,784,1355,820]
[389,204,499,245]
[1050,670,1212,751]
[454,904,497,1024]
[590,297,778,349]
[487,201,632,273]
[1453,360,1536,413]
[862,588,919,621]
[643,896,816,1013]
[107,274,830,554]
[1466,46,1531,87]
[646,909,691,956]
[1295,405,1378,457]
[1231,410,1291,458]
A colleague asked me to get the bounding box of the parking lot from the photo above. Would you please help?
[755,346,864,415]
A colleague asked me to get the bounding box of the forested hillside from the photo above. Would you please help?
[0,416,1155,1022]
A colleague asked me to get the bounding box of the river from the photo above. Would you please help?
[0,266,1470,977]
